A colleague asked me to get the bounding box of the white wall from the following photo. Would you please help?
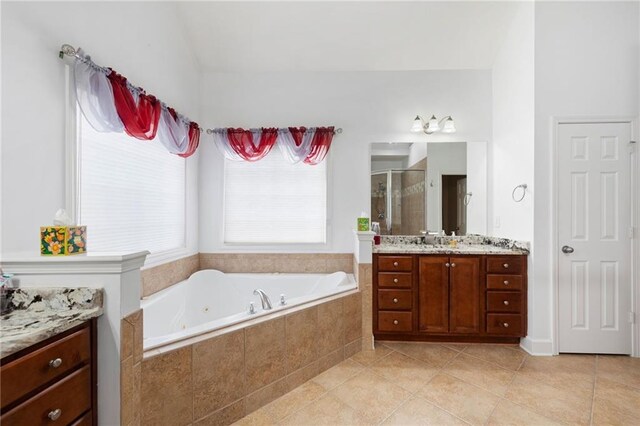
[532,1,639,354]
[199,70,492,252]
[0,2,200,260]
[425,142,467,233]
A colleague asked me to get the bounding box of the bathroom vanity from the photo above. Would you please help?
[0,288,102,425]
[373,236,528,343]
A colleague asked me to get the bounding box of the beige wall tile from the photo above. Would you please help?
[124,309,144,364]
[245,377,291,414]
[317,299,344,357]
[316,348,345,374]
[121,317,134,361]
[286,359,320,390]
[141,347,193,426]
[141,254,199,297]
[343,292,363,344]
[193,330,245,419]
[120,356,134,426]
[245,318,287,393]
[194,399,245,426]
[132,361,141,426]
[344,338,363,358]
[198,253,353,274]
[286,307,319,372]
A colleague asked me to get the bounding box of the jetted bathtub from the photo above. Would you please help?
[141,269,357,351]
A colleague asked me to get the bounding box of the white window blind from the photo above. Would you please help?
[79,115,186,253]
[224,150,327,244]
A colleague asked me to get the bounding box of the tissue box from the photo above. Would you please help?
[40,226,87,256]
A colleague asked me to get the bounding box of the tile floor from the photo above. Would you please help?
[233,342,640,426]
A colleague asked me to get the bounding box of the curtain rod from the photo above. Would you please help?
[59,44,343,136]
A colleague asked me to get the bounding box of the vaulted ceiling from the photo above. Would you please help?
[177,1,520,72]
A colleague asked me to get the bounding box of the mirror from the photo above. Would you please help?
[370,142,487,236]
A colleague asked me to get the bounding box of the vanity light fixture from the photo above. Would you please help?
[411,115,456,134]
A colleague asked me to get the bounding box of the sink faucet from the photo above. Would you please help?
[253,289,273,310]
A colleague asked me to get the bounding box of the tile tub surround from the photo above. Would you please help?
[121,309,143,426]
[140,292,362,425]
[0,287,103,357]
[233,342,640,426]
[199,253,354,274]
[141,253,199,297]
[375,234,530,255]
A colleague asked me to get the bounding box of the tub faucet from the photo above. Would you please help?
[253,289,273,310]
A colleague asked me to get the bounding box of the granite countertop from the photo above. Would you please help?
[1,287,103,358]
[373,234,529,255]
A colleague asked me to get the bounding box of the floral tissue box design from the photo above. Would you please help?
[40,226,87,256]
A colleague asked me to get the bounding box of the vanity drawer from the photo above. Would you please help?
[378,256,413,272]
[486,314,523,336]
[1,326,91,408]
[378,272,412,288]
[1,365,91,426]
[378,290,412,310]
[487,291,522,313]
[378,311,413,332]
[487,256,523,274]
[486,274,523,290]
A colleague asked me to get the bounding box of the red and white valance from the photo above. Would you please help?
[70,48,200,158]
[212,126,336,165]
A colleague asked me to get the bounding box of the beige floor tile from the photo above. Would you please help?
[381,396,468,425]
[518,355,595,394]
[441,343,469,352]
[418,373,499,425]
[349,343,393,366]
[597,355,640,389]
[592,377,640,425]
[330,370,412,423]
[311,358,365,391]
[505,374,592,425]
[462,344,526,371]
[442,353,515,396]
[384,342,459,367]
[371,351,440,393]
[261,381,326,422]
[279,393,370,426]
[232,407,277,426]
[525,354,596,374]
[487,399,563,426]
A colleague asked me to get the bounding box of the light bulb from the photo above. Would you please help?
[411,115,423,132]
[441,117,456,133]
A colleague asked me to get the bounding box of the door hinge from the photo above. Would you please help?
[630,141,637,153]
[629,311,636,324]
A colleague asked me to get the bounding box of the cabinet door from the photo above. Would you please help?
[418,256,450,333]
[449,256,481,334]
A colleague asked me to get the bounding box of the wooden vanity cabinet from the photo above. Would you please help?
[0,319,97,426]
[374,253,527,343]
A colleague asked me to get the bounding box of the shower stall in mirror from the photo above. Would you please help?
[370,168,425,235]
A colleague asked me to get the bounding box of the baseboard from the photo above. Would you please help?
[520,336,554,356]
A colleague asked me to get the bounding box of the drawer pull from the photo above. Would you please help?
[393,261,399,267]
[445,263,450,268]
[503,322,509,328]
[49,358,63,368]
[393,320,399,325]
[503,280,509,285]
[393,278,399,283]
[451,263,456,267]
[48,408,62,421]
[503,263,509,269]
[503,300,510,306]
[393,298,399,303]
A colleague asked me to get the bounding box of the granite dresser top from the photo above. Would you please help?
[373,234,530,255]
[1,287,103,358]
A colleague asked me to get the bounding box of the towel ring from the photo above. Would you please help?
[464,192,473,206]
[512,184,527,202]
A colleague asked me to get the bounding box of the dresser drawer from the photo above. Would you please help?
[486,256,524,274]
[486,314,523,336]
[378,272,412,288]
[487,291,522,313]
[378,311,413,332]
[378,256,413,272]
[1,365,91,426]
[1,327,91,408]
[378,290,412,310]
[486,274,523,291]
[71,410,93,426]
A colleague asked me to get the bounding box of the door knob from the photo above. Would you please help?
[562,245,574,254]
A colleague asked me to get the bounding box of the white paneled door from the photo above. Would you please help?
[558,122,633,354]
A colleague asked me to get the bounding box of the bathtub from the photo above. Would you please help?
[141,269,357,351]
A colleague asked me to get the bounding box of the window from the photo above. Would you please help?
[223,150,327,244]
[77,114,186,254]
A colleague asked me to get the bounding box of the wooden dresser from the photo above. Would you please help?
[373,254,527,343]
[1,319,98,425]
